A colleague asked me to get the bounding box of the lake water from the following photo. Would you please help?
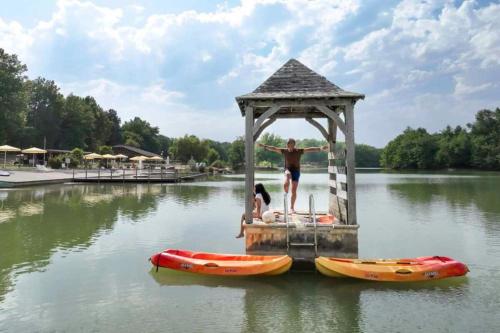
[0,171,499,332]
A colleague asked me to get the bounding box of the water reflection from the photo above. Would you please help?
[387,175,500,222]
[149,269,469,332]
[0,183,216,303]
[166,184,222,206]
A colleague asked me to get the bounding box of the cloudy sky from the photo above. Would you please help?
[1,0,499,147]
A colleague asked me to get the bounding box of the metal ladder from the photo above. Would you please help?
[285,193,318,257]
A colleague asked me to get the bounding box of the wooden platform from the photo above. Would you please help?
[72,171,206,183]
[244,211,359,269]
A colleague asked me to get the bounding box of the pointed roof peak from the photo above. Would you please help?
[237,58,363,104]
[252,58,342,95]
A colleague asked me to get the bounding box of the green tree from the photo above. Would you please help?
[206,140,231,162]
[256,133,285,167]
[121,117,160,153]
[0,49,28,145]
[60,95,95,150]
[25,77,65,148]
[298,138,327,165]
[469,109,500,169]
[70,148,84,163]
[169,135,209,163]
[207,148,220,165]
[105,109,122,146]
[83,96,111,150]
[123,131,142,147]
[229,137,245,170]
[435,126,471,168]
[355,144,381,167]
[157,135,172,157]
[97,145,113,155]
[381,128,438,169]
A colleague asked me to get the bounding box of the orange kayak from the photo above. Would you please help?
[150,249,292,276]
[316,256,469,282]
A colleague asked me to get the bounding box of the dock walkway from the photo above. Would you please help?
[0,169,206,188]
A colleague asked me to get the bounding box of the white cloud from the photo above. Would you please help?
[0,18,33,59]
[1,0,499,147]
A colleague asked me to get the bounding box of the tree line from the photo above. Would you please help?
[3,48,496,171]
[381,108,500,170]
[254,133,381,168]
[1,48,381,170]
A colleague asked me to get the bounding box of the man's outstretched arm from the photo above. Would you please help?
[303,145,329,153]
[256,142,282,153]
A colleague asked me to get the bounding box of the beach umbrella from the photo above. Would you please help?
[21,147,47,167]
[101,154,116,168]
[83,153,103,160]
[0,145,21,168]
[130,156,147,170]
[114,154,128,168]
[129,155,147,161]
[115,154,127,167]
[147,155,163,169]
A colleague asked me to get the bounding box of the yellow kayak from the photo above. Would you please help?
[315,256,469,282]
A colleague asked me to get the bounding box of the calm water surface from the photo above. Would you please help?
[0,171,499,332]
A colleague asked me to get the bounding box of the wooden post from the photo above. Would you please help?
[345,102,357,225]
[328,117,338,218]
[245,106,254,225]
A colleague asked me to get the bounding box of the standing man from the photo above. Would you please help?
[257,138,328,213]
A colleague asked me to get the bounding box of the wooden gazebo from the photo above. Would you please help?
[235,59,364,262]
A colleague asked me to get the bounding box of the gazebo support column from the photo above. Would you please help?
[328,117,346,223]
[345,103,357,225]
[245,106,255,224]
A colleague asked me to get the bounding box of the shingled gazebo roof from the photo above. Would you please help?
[236,59,364,115]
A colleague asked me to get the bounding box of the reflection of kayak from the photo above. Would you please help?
[150,249,292,276]
[315,256,469,282]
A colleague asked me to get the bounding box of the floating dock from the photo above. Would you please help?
[0,169,206,188]
[244,208,359,270]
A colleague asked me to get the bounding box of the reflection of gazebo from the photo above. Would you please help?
[235,59,364,261]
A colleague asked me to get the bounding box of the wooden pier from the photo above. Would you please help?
[72,168,206,184]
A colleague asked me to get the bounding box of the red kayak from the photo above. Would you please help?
[150,249,292,276]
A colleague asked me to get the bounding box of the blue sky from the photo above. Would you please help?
[1,0,499,147]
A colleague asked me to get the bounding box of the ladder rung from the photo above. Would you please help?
[289,243,315,247]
